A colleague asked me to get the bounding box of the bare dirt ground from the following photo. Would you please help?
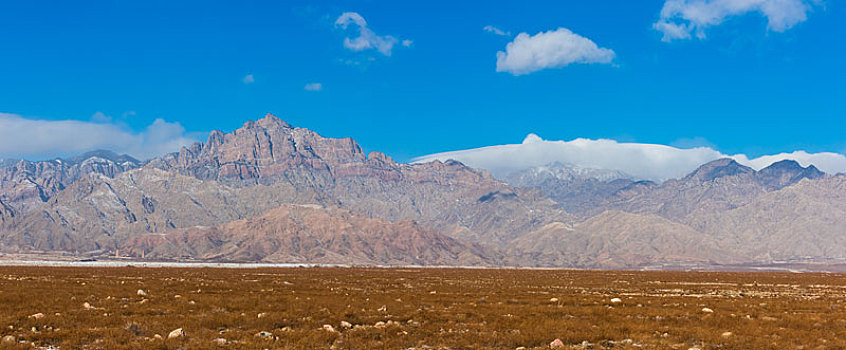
[1,266,846,349]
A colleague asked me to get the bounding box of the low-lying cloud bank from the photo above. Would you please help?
[0,113,200,161]
[413,134,846,182]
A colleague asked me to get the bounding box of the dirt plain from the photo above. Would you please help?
[1,266,846,349]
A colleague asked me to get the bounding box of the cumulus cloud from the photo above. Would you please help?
[496,28,615,75]
[654,0,815,41]
[412,134,846,182]
[483,25,511,36]
[242,74,255,84]
[334,12,407,56]
[0,113,200,160]
[304,82,323,91]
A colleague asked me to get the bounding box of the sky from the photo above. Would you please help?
[1,1,844,177]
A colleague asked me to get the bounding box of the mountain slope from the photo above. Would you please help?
[124,204,497,266]
[507,211,737,268]
[686,175,846,261]
[502,162,636,215]
[602,159,826,222]
[0,199,13,223]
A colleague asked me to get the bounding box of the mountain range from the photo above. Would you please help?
[1,113,844,270]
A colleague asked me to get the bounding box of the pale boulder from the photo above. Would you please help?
[167,328,185,340]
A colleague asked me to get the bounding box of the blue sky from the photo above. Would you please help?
[1,0,844,166]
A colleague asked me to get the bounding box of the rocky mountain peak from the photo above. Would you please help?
[684,158,754,183]
[757,159,825,190]
[503,162,633,188]
[367,151,396,165]
[63,150,140,166]
[257,113,292,129]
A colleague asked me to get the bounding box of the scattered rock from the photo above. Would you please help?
[1,335,15,344]
[167,328,185,340]
[137,289,147,296]
[721,331,733,338]
[257,312,268,318]
[174,295,182,299]
[153,334,163,341]
[212,338,227,346]
[255,331,275,340]
[83,302,94,310]
[323,324,336,333]
[340,321,352,329]
[125,322,143,336]
[761,316,779,321]
[378,305,387,312]
[701,308,714,313]
[29,313,45,319]
[374,321,386,329]
[610,298,622,304]
[549,297,559,303]
[550,338,565,348]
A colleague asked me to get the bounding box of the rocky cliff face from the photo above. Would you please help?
[149,114,367,186]
[0,199,13,223]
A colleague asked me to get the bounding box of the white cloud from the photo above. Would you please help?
[0,113,199,160]
[412,134,846,182]
[654,0,815,42]
[402,39,413,47]
[334,12,407,56]
[483,25,511,36]
[304,82,323,91]
[242,74,255,84]
[496,28,616,75]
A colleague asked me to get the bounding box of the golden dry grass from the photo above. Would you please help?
[1,266,846,349]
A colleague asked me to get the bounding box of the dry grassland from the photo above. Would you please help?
[1,266,846,349]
